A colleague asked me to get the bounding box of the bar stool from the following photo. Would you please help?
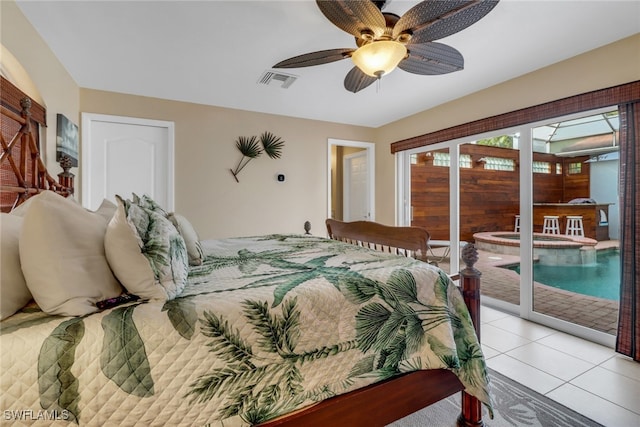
[542,215,560,234]
[565,215,584,237]
[514,215,520,232]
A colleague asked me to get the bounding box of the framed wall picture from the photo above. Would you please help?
[56,114,79,167]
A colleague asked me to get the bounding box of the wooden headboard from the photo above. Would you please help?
[326,218,431,262]
[1,78,73,212]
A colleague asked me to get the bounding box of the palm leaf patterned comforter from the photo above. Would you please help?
[0,235,492,426]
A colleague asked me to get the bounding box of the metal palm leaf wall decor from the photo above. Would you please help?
[230,132,285,182]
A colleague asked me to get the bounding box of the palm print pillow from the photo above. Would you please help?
[105,196,188,301]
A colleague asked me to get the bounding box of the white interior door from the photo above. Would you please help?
[327,138,375,223]
[81,113,174,211]
[343,151,369,221]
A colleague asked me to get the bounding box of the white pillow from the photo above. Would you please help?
[0,214,32,319]
[19,191,123,316]
[105,197,188,301]
[9,195,36,217]
[93,199,117,223]
[168,213,204,266]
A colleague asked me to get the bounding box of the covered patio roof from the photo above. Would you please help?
[533,110,619,157]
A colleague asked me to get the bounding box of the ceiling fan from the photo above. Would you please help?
[273,0,499,93]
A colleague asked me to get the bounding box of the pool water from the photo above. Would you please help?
[506,250,620,301]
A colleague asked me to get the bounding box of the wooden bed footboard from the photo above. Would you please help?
[326,218,431,262]
[1,78,73,212]
[260,220,484,427]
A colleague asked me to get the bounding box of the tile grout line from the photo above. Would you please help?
[483,310,640,422]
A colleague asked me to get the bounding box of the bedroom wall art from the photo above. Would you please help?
[230,131,284,182]
[56,113,78,167]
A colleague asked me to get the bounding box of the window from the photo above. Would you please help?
[483,157,515,171]
[434,152,449,167]
[460,154,472,169]
[568,162,582,174]
[433,152,472,168]
[533,161,551,174]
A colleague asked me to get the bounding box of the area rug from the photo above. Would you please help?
[389,369,603,427]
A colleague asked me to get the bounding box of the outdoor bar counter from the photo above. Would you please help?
[533,203,611,240]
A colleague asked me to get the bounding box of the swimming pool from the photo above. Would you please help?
[473,232,598,266]
[505,250,620,301]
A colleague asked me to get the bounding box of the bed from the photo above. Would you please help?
[1,94,491,426]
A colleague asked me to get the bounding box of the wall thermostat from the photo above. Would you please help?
[277,174,285,182]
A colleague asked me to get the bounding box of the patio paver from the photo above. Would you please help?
[434,243,619,336]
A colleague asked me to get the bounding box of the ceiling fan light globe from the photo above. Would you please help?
[351,41,407,78]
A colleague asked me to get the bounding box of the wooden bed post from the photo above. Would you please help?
[458,243,484,427]
[57,155,75,193]
[0,92,74,211]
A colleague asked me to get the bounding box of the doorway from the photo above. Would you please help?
[327,139,375,223]
[343,150,369,221]
[81,113,175,211]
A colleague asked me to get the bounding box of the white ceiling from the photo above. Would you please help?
[16,0,640,128]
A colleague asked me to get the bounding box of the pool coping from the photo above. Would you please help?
[473,231,597,249]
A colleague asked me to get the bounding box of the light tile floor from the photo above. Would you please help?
[480,305,640,427]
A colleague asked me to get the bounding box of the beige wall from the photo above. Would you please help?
[80,90,374,238]
[1,0,80,179]
[373,33,640,224]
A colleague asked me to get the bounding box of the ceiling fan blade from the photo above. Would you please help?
[393,0,499,44]
[344,66,378,93]
[273,48,355,68]
[316,0,386,40]
[398,42,464,75]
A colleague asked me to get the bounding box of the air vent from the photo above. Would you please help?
[258,71,298,89]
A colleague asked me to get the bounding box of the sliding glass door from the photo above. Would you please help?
[529,109,620,340]
[398,107,619,346]
[401,132,522,308]
[407,148,452,272]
